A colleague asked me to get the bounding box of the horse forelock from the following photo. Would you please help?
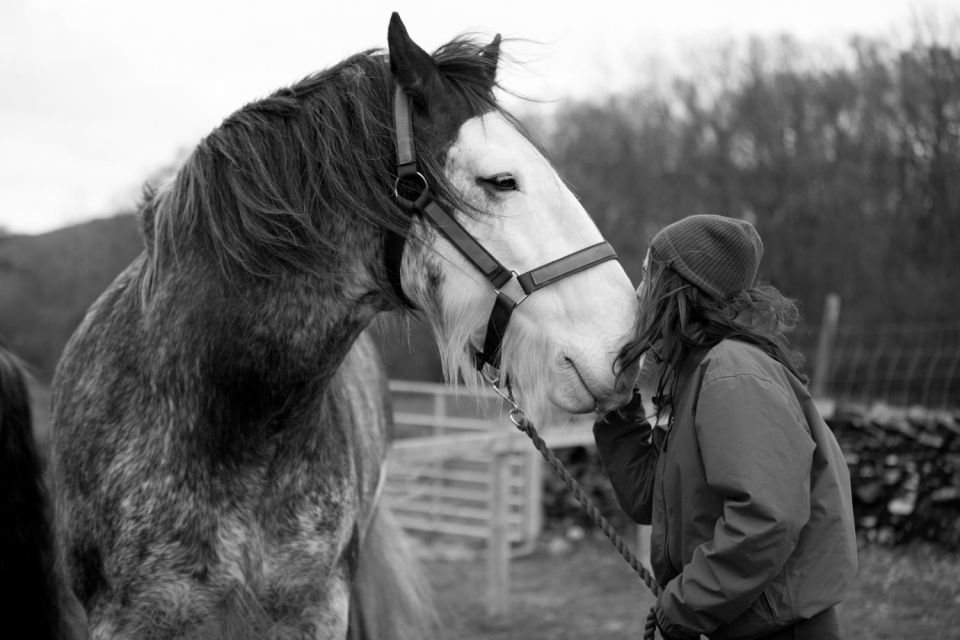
[139,36,517,302]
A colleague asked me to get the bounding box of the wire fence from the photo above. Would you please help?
[795,320,960,410]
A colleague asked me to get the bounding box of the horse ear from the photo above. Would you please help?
[480,34,501,87]
[388,12,440,108]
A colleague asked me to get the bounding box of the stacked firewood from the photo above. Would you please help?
[831,404,960,550]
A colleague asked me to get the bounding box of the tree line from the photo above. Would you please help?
[528,30,960,329]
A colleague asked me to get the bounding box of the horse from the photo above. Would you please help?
[0,342,88,639]
[42,12,639,639]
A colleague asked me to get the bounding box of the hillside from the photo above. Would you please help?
[0,214,143,380]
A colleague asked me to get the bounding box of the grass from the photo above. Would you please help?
[843,542,960,639]
[422,535,960,640]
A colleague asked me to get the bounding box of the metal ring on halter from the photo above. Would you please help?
[479,368,499,388]
[509,407,526,427]
[489,378,519,410]
[393,172,429,209]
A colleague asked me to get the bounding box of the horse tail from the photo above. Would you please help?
[0,347,87,640]
[349,503,438,640]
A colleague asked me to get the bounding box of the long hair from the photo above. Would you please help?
[620,257,806,417]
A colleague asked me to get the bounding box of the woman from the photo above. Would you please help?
[594,214,857,639]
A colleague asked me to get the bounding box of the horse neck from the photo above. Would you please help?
[145,234,385,437]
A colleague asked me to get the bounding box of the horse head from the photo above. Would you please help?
[387,14,639,421]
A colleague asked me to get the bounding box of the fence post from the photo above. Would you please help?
[812,293,841,399]
[486,439,512,616]
[520,448,544,554]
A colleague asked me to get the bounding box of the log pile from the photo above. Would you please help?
[831,404,960,550]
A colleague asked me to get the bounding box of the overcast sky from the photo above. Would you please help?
[0,0,946,235]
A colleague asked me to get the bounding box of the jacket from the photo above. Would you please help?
[593,339,858,639]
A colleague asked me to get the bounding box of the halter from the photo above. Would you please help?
[388,85,619,371]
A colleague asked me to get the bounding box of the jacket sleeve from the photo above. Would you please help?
[657,372,815,635]
[592,397,658,525]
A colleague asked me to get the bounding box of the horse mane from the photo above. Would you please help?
[139,35,521,298]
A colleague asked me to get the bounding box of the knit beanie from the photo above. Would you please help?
[649,214,763,300]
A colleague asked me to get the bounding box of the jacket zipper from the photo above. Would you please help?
[656,422,675,573]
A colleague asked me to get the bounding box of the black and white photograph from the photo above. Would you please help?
[1,1,958,638]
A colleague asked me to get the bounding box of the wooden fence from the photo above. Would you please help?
[383,380,647,616]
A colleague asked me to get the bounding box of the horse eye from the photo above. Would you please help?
[480,174,519,192]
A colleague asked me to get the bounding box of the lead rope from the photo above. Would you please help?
[482,373,661,640]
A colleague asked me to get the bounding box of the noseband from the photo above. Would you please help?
[387,85,618,372]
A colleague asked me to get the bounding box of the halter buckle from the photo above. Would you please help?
[495,272,528,307]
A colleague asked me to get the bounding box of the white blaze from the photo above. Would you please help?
[405,112,639,421]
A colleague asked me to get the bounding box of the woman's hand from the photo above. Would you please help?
[598,388,646,427]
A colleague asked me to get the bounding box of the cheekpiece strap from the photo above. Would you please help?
[394,85,417,175]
